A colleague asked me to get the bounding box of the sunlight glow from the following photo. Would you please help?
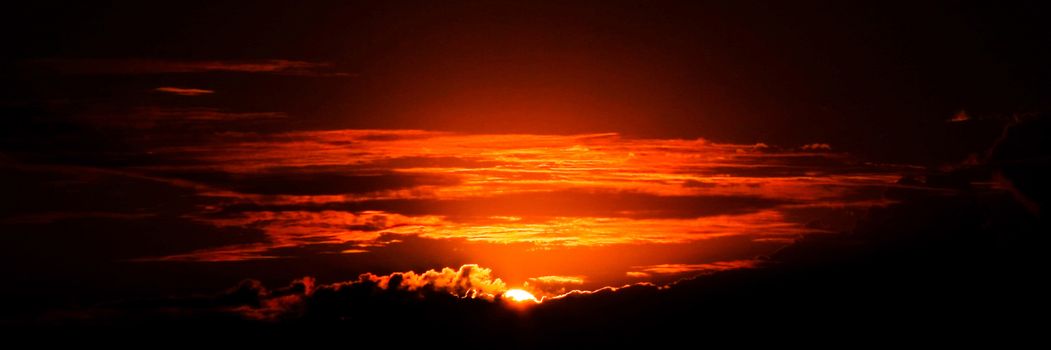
[503,289,540,303]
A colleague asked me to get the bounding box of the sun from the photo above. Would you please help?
[503,289,539,303]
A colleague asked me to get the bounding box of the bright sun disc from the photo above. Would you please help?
[503,289,539,303]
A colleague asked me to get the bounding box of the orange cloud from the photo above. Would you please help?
[524,275,587,297]
[626,260,759,277]
[354,264,508,298]
[121,129,900,264]
[528,275,585,284]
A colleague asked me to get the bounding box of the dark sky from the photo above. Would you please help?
[4,1,1048,163]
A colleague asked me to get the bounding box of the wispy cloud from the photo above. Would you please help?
[34,58,350,77]
[154,86,214,96]
[70,107,287,129]
[626,260,758,278]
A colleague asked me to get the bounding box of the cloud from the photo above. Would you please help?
[528,275,585,284]
[356,264,508,298]
[0,215,268,263]
[524,275,586,296]
[215,190,794,220]
[0,164,205,218]
[46,107,288,132]
[154,87,214,96]
[949,110,971,122]
[63,264,510,322]
[224,264,511,320]
[801,143,832,151]
[34,58,349,77]
[625,260,758,278]
[1,128,908,330]
[133,107,286,121]
[159,166,461,196]
[165,194,807,261]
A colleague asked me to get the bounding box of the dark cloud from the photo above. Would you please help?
[0,105,293,170]
[0,216,268,263]
[0,164,204,218]
[0,213,271,321]
[354,156,501,170]
[351,132,441,142]
[0,163,271,320]
[29,58,348,77]
[42,265,508,323]
[77,107,288,130]
[215,190,792,220]
[159,166,461,196]
[681,179,718,188]
[692,153,894,178]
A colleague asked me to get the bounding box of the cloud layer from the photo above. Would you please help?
[93,130,898,262]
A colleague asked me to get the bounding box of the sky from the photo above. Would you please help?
[1,0,1049,342]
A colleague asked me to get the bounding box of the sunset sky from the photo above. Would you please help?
[2,1,1048,342]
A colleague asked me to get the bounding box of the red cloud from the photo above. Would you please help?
[155,87,214,96]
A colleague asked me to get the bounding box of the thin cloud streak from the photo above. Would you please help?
[155,86,214,96]
[626,260,759,278]
[33,58,351,76]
